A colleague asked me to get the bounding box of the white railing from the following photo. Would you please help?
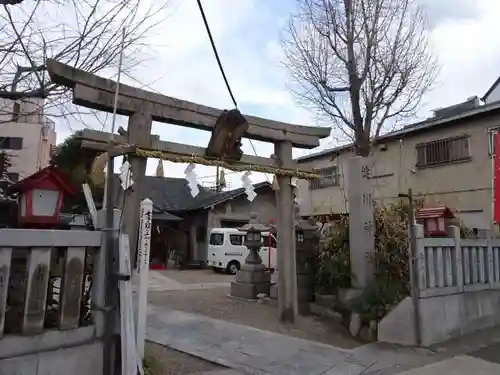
[415,225,500,298]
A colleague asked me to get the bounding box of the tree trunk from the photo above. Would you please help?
[354,129,370,157]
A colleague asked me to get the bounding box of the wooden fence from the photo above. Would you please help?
[415,225,500,298]
[0,228,105,360]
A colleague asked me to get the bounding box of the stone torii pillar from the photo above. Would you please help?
[119,112,152,266]
[275,141,298,322]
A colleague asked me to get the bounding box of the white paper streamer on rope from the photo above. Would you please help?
[241,171,256,202]
[290,177,298,187]
[184,163,199,197]
[119,160,134,190]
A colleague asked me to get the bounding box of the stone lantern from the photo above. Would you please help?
[295,213,321,314]
[230,212,271,299]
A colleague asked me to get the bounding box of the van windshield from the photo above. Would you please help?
[209,233,224,246]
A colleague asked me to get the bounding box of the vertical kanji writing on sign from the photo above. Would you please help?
[143,211,152,267]
[363,220,373,232]
[136,205,145,273]
[362,192,372,206]
[361,165,371,179]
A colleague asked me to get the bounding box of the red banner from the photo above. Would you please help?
[493,133,500,223]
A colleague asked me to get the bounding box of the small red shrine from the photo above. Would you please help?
[8,166,77,227]
[415,205,455,237]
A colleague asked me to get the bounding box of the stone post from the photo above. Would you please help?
[230,213,271,299]
[347,156,375,288]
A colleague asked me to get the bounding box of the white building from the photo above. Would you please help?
[0,97,56,181]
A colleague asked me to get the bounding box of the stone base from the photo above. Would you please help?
[230,264,271,299]
[270,283,278,299]
[230,281,270,299]
[236,264,270,283]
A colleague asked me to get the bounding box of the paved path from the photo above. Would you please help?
[395,355,500,374]
[146,305,439,375]
[137,271,229,292]
[145,272,500,374]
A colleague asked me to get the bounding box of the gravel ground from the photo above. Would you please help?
[145,341,224,375]
[148,285,361,349]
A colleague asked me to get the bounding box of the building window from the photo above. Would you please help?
[416,135,471,168]
[310,166,339,190]
[229,234,244,246]
[0,137,23,150]
[488,127,500,156]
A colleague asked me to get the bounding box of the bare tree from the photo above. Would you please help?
[0,0,168,126]
[283,0,438,156]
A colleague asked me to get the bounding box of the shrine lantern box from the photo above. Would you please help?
[415,206,455,237]
[8,166,77,226]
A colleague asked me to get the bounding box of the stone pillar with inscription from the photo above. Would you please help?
[347,156,375,289]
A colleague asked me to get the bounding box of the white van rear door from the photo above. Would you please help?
[208,232,224,265]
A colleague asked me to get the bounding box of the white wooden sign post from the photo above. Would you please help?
[118,234,143,375]
[134,198,153,359]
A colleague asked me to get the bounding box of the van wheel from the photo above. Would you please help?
[227,261,240,275]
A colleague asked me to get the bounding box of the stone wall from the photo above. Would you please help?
[0,341,102,375]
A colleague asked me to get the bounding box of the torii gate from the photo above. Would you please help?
[46,59,330,322]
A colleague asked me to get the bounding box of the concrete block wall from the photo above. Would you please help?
[0,341,102,375]
[379,291,500,346]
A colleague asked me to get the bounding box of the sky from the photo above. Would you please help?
[53,0,500,191]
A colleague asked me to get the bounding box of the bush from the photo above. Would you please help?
[316,200,411,320]
[315,200,474,322]
[315,215,351,293]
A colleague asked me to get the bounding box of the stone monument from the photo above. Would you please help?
[347,156,375,289]
[230,212,271,299]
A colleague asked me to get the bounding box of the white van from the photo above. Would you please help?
[206,228,277,274]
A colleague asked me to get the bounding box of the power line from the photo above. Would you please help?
[195,0,270,183]
[196,0,238,108]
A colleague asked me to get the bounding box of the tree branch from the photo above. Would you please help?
[282,0,438,156]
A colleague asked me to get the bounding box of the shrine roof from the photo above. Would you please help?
[113,175,271,216]
[9,165,77,195]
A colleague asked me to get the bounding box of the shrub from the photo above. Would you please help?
[315,215,351,294]
[316,200,411,320]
